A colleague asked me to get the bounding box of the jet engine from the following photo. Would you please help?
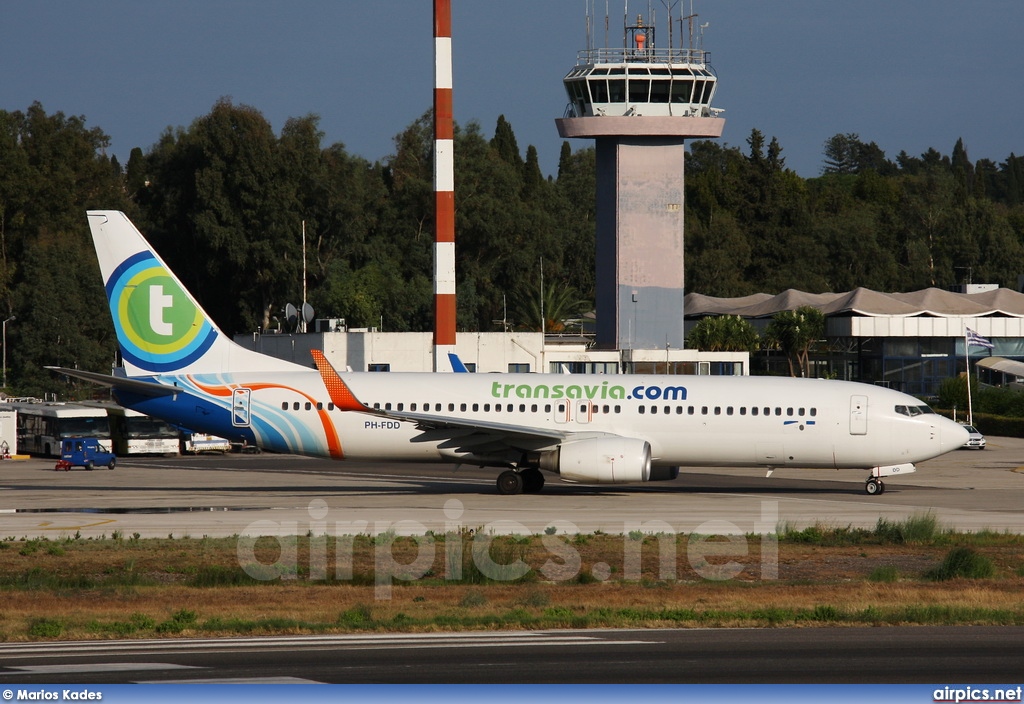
[539,437,652,484]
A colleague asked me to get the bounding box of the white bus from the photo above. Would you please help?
[107,407,180,456]
[12,402,112,457]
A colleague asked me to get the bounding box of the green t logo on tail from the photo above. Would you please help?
[107,252,217,372]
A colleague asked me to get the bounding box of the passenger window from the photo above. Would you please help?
[484,404,491,412]
[545,404,552,413]
[786,408,793,416]
[410,403,417,411]
[614,405,621,413]
[520,404,526,412]
[317,402,323,410]
[688,406,695,415]
[532,404,539,413]
[727,407,734,416]
[472,403,479,412]
[740,407,746,416]
[702,406,708,415]
[775,408,782,416]
[293,402,300,411]
[752,407,759,416]
[396,403,403,411]
[714,407,721,415]
[810,408,816,417]
[328,403,335,411]
[798,407,805,416]
[385,403,392,411]
[281,402,288,410]
[460,403,467,412]
[639,406,646,415]
[651,406,658,414]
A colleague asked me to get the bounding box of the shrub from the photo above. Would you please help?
[28,619,64,638]
[869,565,901,583]
[925,547,995,581]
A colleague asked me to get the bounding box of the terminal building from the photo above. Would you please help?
[684,285,1024,396]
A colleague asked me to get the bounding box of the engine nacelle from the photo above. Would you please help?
[541,437,652,484]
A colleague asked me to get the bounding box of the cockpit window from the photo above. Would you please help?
[896,404,936,417]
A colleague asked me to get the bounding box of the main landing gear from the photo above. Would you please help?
[865,478,886,495]
[496,468,545,495]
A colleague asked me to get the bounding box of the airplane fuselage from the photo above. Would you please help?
[119,371,960,473]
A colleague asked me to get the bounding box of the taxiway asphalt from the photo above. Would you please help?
[1,437,1021,539]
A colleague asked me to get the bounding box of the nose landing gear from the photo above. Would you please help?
[865,478,886,495]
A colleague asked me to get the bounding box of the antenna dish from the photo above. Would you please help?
[301,303,314,325]
[285,303,298,328]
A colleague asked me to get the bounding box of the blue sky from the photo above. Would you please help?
[3,1,1022,178]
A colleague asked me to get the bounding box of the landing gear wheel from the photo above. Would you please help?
[876,480,885,494]
[865,479,881,495]
[521,468,545,494]
[497,470,524,495]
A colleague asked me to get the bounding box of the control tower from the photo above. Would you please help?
[556,5,724,353]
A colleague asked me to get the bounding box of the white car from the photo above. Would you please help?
[960,425,986,450]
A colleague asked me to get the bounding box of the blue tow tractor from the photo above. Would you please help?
[55,438,117,471]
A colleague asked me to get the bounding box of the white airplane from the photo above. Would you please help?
[50,211,968,496]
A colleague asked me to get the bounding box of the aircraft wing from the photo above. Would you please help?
[45,366,181,398]
[372,407,620,455]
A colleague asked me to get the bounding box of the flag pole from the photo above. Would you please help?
[964,328,973,426]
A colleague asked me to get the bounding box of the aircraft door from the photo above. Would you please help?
[850,395,868,435]
[232,388,252,427]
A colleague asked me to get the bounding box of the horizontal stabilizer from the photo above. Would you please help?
[45,366,180,398]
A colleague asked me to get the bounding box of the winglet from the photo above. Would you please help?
[310,350,370,411]
[448,352,469,373]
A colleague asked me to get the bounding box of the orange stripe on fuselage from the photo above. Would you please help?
[187,375,345,459]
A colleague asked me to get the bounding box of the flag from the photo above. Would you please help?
[966,328,994,349]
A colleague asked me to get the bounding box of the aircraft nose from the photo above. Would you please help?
[940,419,970,454]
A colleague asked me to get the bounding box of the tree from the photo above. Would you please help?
[822,133,891,175]
[686,315,759,353]
[0,103,127,395]
[764,307,825,377]
[510,277,590,333]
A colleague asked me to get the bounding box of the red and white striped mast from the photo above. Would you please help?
[433,0,457,370]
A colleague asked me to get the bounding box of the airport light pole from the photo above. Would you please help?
[3,316,14,389]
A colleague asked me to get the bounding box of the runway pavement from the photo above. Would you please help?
[1,436,1022,539]
[1,626,1023,683]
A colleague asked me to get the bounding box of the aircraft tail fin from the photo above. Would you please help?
[86,211,301,377]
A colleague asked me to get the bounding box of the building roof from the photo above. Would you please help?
[684,287,1024,319]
